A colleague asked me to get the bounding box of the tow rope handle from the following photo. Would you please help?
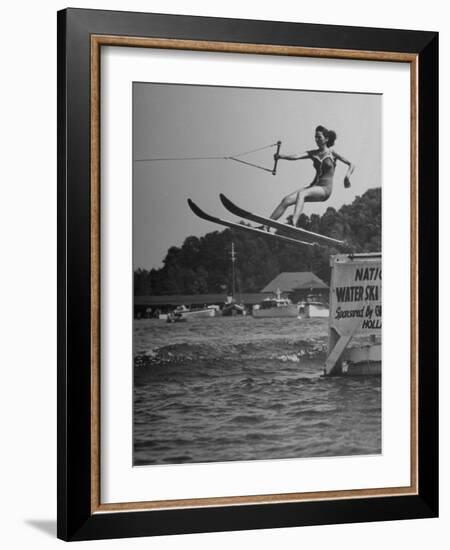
[272,141,282,175]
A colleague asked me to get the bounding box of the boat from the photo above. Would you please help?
[221,242,246,316]
[298,300,329,319]
[173,305,215,319]
[252,289,299,318]
[222,297,246,316]
[166,311,187,323]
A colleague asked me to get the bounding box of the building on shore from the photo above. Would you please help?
[261,272,329,304]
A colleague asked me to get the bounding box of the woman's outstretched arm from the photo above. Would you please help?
[275,152,310,161]
[334,151,355,187]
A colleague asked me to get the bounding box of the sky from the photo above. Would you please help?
[133,82,381,270]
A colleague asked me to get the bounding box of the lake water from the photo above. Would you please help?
[134,316,381,465]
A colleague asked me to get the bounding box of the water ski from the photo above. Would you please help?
[187,199,314,247]
[219,193,345,248]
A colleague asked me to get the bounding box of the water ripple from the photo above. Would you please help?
[133,316,381,465]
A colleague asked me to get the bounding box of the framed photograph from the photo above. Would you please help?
[57,8,438,541]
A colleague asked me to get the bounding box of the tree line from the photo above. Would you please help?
[134,188,381,296]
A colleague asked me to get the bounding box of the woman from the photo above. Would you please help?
[270,125,354,227]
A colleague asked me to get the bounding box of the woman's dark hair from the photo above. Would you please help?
[315,125,337,147]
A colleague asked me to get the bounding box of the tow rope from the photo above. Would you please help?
[135,141,282,176]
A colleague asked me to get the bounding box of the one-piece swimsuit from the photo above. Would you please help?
[306,149,336,198]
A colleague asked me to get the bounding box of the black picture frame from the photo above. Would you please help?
[57,8,438,541]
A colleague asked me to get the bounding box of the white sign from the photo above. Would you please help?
[329,255,382,336]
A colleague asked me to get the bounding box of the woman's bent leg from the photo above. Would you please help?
[292,186,328,226]
[270,191,298,220]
